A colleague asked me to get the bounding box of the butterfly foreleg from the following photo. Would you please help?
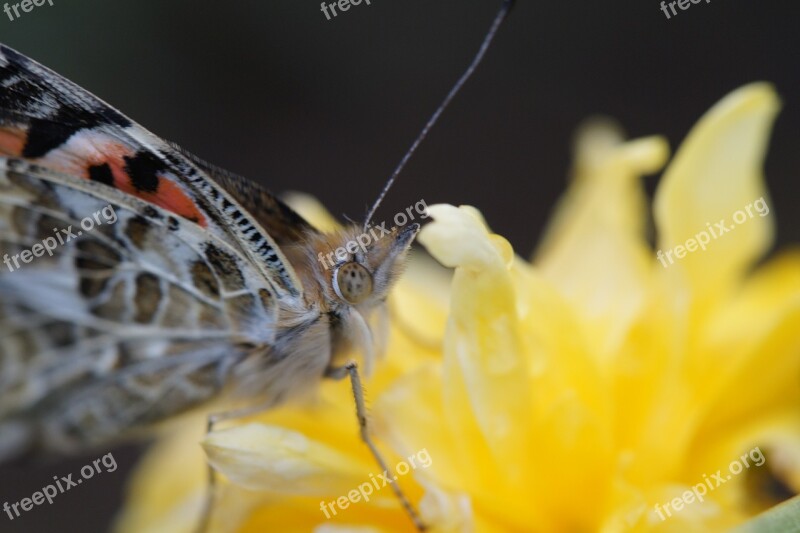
[325,361,427,532]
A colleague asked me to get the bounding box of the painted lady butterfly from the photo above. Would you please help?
[0,1,513,529]
[0,41,421,456]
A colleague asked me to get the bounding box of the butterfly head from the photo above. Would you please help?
[322,222,419,310]
[294,222,419,374]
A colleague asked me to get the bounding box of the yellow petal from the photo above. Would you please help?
[418,205,534,507]
[418,204,512,271]
[535,119,669,354]
[653,83,780,305]
[114,417,208,533]
[203,424,371,495]
[237,493,408,533]
[695,249,800,436]
[283,191,341,232]
[313,526,385,533]
[389,251,451,350]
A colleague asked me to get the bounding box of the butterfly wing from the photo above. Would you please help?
[0,157,281,453]
[174,147,321,247]
[0,44,322,457]
[0,43,304,300]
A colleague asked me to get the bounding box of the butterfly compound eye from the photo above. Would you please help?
[333,262,374,305]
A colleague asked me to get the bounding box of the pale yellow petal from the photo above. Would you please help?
[203,424,371,495]
[653,83,780,304]
[418,204,512,271]
[417,481,475,533]
[313,526,385,533]
[283,192,341,232]
[389,251,451,350]
[417,205,535,514]
[114,418,208,533]
[535,119,669,354]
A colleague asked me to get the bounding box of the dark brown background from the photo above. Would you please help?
[1,0,798,531]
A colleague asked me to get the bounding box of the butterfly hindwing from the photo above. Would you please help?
[0,157,284,453]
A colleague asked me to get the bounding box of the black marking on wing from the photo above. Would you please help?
[1,45,131,158]
[22,110,79,158]
[22,106,132,159]
[123,151,166,193]
[0,45,130,126]
[142,205,162,220]
[0,49,44,108]
[88,162,114,186]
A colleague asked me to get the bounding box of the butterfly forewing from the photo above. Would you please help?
[0,44,304,301]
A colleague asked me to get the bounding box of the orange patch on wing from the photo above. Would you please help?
[74,144,207,227]
[2,130,208,228]
[118,174,207,227]
[0,126,27,156]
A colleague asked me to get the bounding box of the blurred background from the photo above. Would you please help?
[1,0,798,531]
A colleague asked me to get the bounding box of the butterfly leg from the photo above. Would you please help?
[325,361,427,531]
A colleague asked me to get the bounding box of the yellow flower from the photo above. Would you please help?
[115,83,800,533]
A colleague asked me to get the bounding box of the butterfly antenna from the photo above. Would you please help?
[363,0,515,230]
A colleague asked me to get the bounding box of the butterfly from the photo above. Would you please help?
[0,42,425,450]
[0,40,430,531]
[0,1,513,530]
